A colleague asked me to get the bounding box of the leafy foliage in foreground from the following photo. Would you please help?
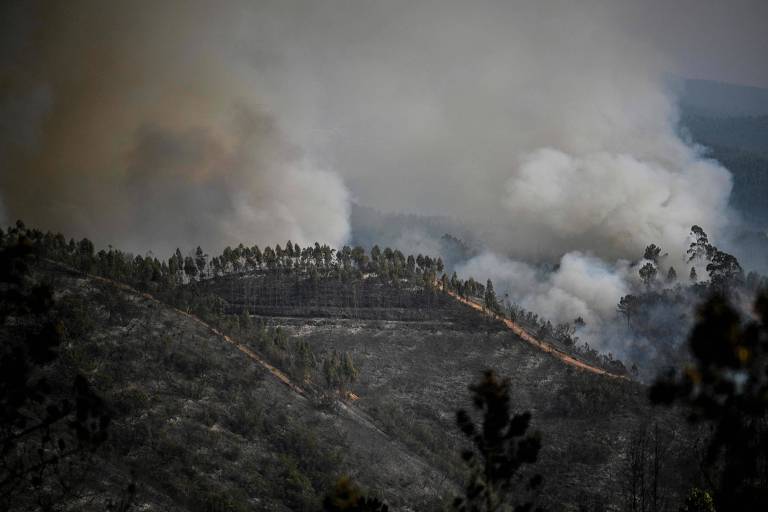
[454,371,543,512]
[0,240,113,510]
[651,291,768,511]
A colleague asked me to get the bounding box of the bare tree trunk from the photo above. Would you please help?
[653,423,660,512]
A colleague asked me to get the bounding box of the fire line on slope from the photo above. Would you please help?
[437,282,627,379]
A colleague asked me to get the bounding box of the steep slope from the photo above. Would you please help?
[200,273,696,510]
[273,315,658,509]
[439,286,626,378]
[35,259,698,511]
[45,264,450,511]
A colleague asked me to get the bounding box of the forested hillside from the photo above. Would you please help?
[3,2,768,510]
[0,222,708,511]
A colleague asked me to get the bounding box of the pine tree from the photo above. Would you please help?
[194,246,208,278]
[183,256,198,280]
[454,371,543,512]
[666,266,677,283]
[0,241,112,508]
[617,295,637,328]
[651,292,768,511]
[639,262,658,288]
[484,279,500,313]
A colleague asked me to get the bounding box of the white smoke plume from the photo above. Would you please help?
[0,1,351,255]
[503,149,733,261]
[0,0,749,260]
[120,111,350,253]
[214,0,740,263]
[456,252,633,352]
[1,0,762,361]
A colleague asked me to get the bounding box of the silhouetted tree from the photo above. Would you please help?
[650,291,768,511]
[644,244,662,264]
[639,263,658,288]
[666,267,677,283]
[617,295,638,328]
[484,280,501,314]
[183,256,198,281]
[0,240,111,509]
[194,246,208,278]
[76,238,95,273]
[622,423,674,512]
[686,226,713,263]
[706,250,743,290]
[454,370,543,512]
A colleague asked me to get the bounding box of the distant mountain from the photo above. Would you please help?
[678,80,768,248]
[681,113,768,157]
[679,78,768,118]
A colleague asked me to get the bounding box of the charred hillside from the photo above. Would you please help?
[206,272,458,320]
[2,224,701,511]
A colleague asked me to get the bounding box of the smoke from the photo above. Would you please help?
[456,252,631,345]
[207,0,739,263]
[0,0,747,259]
[0,0,761,359]
[503,149,732,260]
[0,1,351,254]
[120,110,350,253]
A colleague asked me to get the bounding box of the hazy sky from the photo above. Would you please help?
[0,0,765,257]
[626,0,768,88]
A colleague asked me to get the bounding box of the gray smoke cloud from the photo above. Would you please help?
[0,1,351,254]
[503,149,732,261]
[1,0,757,258]
[455,252,634,353]
[120,110,350,253]
[1,0,764,359]
[218,0,741,262]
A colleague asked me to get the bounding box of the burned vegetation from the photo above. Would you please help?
[1,221,766,511]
